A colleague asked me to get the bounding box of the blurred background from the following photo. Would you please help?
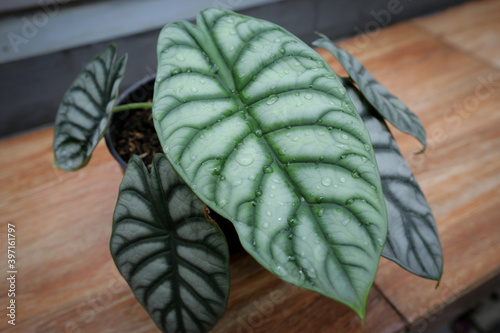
[0,0,465,139]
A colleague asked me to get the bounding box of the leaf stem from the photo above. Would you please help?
[112,102,153,113]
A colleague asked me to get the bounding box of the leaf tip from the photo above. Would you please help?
[108,42,118,52]
[313,31,327,39]
[354,304,367,324]
[52,157,77,172]
[416,143,427,154]
[434,264,444,288]
[52,159,60,170]
[118,52,129,65]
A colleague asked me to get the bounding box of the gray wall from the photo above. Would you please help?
[0,0,466,138]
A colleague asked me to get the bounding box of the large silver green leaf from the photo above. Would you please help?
[313,34,426,151]
[111,154,230,333]
[153,8,387,318]
[343,78,443,281]
[53,44,127,171]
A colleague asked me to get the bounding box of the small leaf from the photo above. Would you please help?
[313,34,426,151]
[153,8,388,318]
[343,78,443,281]
[53,44,127,171]
[111,154,230,333]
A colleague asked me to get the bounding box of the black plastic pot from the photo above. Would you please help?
[105,75,244,253]
[105,74,156,169]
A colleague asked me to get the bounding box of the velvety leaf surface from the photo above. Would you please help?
[313,35,426,150]
[111,154,230,333]
[53,44,127,171]
[343,78,443,281]
[153,8,388,317]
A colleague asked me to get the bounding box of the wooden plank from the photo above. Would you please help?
[0,128,405,332]
[413,0,500,68]
[316,11,500,328]
[0,129,155,332]
[213,254,405,333]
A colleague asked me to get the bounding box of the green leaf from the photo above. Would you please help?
[313,34,426,151]
[153,8,388,318]
[343,78,443,281]
[53,44,127,171]
[111,154,230,333]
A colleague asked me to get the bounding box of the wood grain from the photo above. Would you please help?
[413,0,500,68]
[212,254,405,333]
[2,1,500,332]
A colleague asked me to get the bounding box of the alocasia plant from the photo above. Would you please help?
[53,44,127,171]
[111,154,230,332]
[53,7,442,333]
[339,77,443,281]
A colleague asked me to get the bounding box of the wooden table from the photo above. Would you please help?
[1,0,500,332]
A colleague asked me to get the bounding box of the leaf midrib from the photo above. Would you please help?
[195,11,366,306]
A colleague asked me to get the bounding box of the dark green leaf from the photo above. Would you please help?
[111,154,230,333]
[343,78,442,281]
[313,34,426,151]
[153,8,388,318]
[53,44,127,171]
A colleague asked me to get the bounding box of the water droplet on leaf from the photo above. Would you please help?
[211,166,221,175]
[266,95,279,105]
[217,199,227,208]
[236,154,254,166]
[263,166,273,173]
[321,177,332,187]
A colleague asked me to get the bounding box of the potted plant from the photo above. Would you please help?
[53,8,442,333]
[104,74,245,253]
